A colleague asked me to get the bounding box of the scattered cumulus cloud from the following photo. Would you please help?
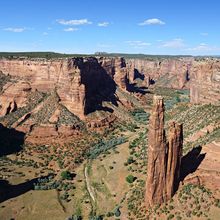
[161,38,185,48]
[3,27,25,32]
[98,22,109,27]
[139,18,165,26]
[126,40,151,48]
[57,19,92,26]
[64,27,79,32]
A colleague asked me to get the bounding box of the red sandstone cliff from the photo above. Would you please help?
[190,59,220,104]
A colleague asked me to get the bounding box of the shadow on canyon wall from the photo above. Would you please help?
[134,68,145,80]
[81,57,118,114]
[179,145,206,182]
[0,123,25,156]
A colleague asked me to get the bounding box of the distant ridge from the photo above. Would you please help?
[0,51,218,60]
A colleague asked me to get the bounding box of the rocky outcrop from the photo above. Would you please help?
[145,96,183,207]
[190,59,220,104]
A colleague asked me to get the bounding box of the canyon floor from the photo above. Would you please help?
[0,84,220,219]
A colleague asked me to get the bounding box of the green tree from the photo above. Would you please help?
[126,175,136,184]
[61,170,72,180]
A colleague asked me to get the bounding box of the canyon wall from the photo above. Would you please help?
[0,56,219,123]
[127,57,220,104]
[0,57,130,119]
[127,58,192,89]
[145,96,183,207]
[190,59,220,104]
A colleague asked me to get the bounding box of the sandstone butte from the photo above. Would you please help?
[145,95,183,207]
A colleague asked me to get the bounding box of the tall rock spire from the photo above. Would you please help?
[145,96,183,207]
[145,95,167,206]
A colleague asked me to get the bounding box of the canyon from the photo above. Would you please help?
[0,55,219,220]
[0,56,219,143]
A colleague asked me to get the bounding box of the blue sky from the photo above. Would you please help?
[0,0,220,55]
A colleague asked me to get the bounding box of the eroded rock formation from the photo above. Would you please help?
[145,96,183,207]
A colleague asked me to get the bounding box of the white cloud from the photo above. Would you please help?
[200,32,208,36]
[126,40,151,47]
[185,43,220,52]
[57,19,92,26]
[139,18,165,26]
[43,32,48,35]
[3,27,25,32]
[98,22,109,27]
[64,27,79,32]
[161,38,185,48]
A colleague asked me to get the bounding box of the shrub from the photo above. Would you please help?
[61,171,72,180]
[167,214,174,220]
[114,207,121,217]
[126,175,136,184]
[127,156,135,164]
[106,212,114,217]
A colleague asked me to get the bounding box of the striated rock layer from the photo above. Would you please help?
[145,96,183,207]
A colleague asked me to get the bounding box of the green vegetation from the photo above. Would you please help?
[114,206,121,217]
[130,108,149,124]
[126,174,136,184]
[0,51,91,59]
[153,87,190,110]
[87,137,126,159]
[61,170,72,180]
